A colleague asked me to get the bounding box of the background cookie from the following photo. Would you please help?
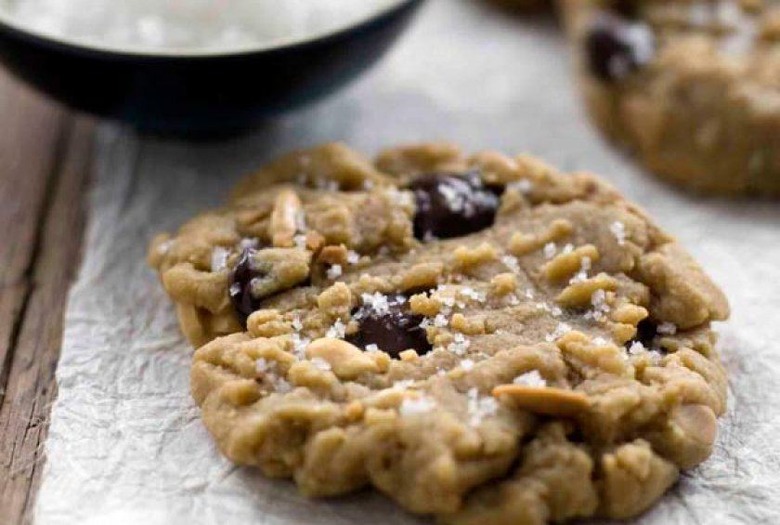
[561,0,780,196]
[149,143,729,524]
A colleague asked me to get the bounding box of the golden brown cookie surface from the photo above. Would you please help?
[563,0,780,195]
[149,143,729,524]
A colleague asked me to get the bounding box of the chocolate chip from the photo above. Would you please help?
[409,172,501,241]
[626,319,668,354]
[229,247,266,325]
[346,294,432,358]
[584,12,655,82]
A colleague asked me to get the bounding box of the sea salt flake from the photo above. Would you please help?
[513,370,547,388]
[273,378,293,393]
[291,316,303,332]
[310,357,332,371]
[210,246,229,272]
[610,221,627,246]
[255,358,273,374]
[393,379,415,390]
[508,179,533,194]
[657,322,677,335]
[467,388,499,426]
[543,242,557,259]
[326,319,346,339]
[628,341,646,355]
[501,255,521,273]
[156,239,174,255]
[545,322,572,342]
[385,187,414,208]
[326,264,343,280]
[569,257,592,284]
[433,314,449,328]
[239,237,260,250]
[399,396,436,416]
[447,333,471,356]
[365,344,379,353]
[460,359,475,371]
[293,234,307,250]
[346,251,360,265]
[647,350,663,363]
[362,292,390,315]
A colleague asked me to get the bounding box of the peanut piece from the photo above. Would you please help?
[611,303,649,325]
[541,245,600,282]
[400,262,444,291]
[452,243,498,269]
[306,338,379,380]
[270,189,303,247]
[490,273,517,296]
[556,273,618,308]
[493,384,590,417]
[509,219,573,256]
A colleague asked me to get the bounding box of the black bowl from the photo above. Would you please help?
[0,0,423,134]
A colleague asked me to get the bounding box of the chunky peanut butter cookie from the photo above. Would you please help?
[562,0,780,195]
[149,143,729,524]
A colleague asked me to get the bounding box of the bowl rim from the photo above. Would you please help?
[0,0,419,59]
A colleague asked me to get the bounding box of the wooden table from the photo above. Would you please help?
[0,70,94,524]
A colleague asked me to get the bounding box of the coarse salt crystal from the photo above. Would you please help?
[399,396,436,416]
[210,246,229,272]
[291,333,310,359]
[657,322,677,335]
[513,370,547,388]
[156,239,174,255]
[326,264,343,280]
[326,319,346,339]
[361,292,390,315]
[543,242,557,259]
[501,255,521,273]
[545,322,572,342]
[447,333,471,356]
[365,343,379,352]
[255,358,272,374]
[310,357,332,371]
[509,179,533,194]
[293,234,307,250]
[239,237,260,250]
[610,221,627,246]
[467,388,499,426]
[346,251,360,265]
[461,359,475,371]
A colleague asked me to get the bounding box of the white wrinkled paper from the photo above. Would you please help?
[35,1,780,523]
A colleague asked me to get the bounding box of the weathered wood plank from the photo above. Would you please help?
[0,72,66,406]
[0,70,93,525]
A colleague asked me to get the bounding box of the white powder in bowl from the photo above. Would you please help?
[1,0,401,53]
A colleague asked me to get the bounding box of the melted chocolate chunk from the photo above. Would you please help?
[346,294,431,358]
[585,12,655,82]
[626,319,668,354]
[229,248,266,326]
[409,172,501,241]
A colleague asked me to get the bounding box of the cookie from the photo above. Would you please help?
[562,0,780,195]
[148,143,729,524]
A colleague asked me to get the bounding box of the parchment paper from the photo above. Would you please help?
[34,0,780,523]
